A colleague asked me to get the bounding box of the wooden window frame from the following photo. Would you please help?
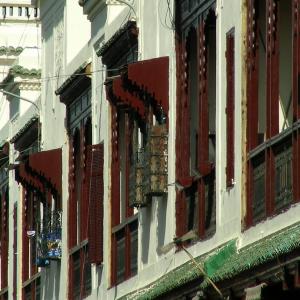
[67,88,101,300]
[0,184,8,291]
[175,3,217,240]
[110,109,138,286]
[69,245,91,300]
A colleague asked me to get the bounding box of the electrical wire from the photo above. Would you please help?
[158,0,175,31]
[116,0,137,20]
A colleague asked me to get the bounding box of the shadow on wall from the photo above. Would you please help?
[156,196,167,250]
[141,202,152,265]
[44,261,61,299]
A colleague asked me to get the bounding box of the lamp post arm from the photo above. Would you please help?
[0,89,40,112]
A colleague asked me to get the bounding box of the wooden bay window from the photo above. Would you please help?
[246,0,300,227]
[175,1,216,240]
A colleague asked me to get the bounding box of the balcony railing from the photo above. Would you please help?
[249,126,295,225]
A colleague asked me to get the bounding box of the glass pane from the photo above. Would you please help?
[116,230,125,283]
[72,251,81,300]
[204,172,216,237]
[84,247,92,297]
[252,157,266,223]
[130,221,138,276]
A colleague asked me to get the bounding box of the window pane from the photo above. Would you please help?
[72,251,81,300]
[116,230,125,283]
[83,247,92,297]
[130,221,138,276]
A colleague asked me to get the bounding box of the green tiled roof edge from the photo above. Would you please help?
[200,222,300,289]
[9,65,41,79]
[120,222,300,300]
[119,240,237,300]
[0,46,23,56]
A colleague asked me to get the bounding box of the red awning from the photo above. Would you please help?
[28,148,62,196]
[17,163,44,192]
[15,148,62,197]
[127,57,169,114]
[105,56,169,120]
[113,77,146,119]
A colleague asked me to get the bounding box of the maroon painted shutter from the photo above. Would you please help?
[80,125,88,242]
[175,37,188,238]
[1,189,8,288]
[293,0,300,203]
[13,205,17,299]
[246,0,259,152]
[226,30,235,188]
[125,114,133,218]
[265,0,279,215]
[198,20,210,175]
[266,0,279,139]
[87,143,104,264]
[111,106,120,227]
[68,135,76,248]
[22,189,29,282]
[246,0,259,227]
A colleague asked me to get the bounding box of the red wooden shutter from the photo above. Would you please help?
[1,189,8,288]
[266,0,279,139]
[87,143,104,264]
[292,0,300,202]
[226,30,235,188]
[125,114,133,217]
[246,0,259,227]
[246,0,259,151]
[68,135,76,248]
[13,204,17,299]
[111,106,120,227]
[198,20,209,175]
[80,125,88,242]
[22,189,29,282]
[175,37,188,237]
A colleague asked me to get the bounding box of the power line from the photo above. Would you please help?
[0,67,121,89]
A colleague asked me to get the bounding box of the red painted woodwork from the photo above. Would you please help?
[80,125,88,242]
[28,148,62,196]
[22,189,29,282]
[226,30,235,188]
[293,0,300,203]
[113,77,146,119]
[87,143,104,264]
[175,36,189,237]
[125,115,134,218]
[198,21,209,174]
[16,163,44,192]
[68,135,76,249]
[0,190,8,289]
[266,0,279,139]
[111,106,120,227]
[127,57,169,114]
[13,205,17,299]
[246,0,259,151]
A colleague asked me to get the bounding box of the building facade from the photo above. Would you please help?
[1,0,300,299]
